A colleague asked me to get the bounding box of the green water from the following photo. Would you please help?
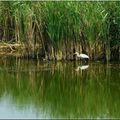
[0,57,120,118]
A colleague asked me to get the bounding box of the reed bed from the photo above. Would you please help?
[0,1,119,61]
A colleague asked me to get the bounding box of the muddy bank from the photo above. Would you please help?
[0,42,88,60]
[0,42,119,62]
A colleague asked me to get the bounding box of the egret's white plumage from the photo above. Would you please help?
[74,52,89,59]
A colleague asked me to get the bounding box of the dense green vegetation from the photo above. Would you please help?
[0,1,120,61]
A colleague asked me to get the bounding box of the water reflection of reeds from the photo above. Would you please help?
[0,57,119,118]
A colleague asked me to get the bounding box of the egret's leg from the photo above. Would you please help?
[80,58,82,65]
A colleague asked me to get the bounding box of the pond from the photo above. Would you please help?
[0,57,119,118]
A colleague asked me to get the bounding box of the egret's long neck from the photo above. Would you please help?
[77,53,80,57]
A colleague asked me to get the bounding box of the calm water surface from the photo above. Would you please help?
[0,57,119,118]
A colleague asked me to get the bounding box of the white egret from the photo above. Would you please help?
[74,52,89,59]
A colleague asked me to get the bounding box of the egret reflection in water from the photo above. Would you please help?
[75,65,89,71]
